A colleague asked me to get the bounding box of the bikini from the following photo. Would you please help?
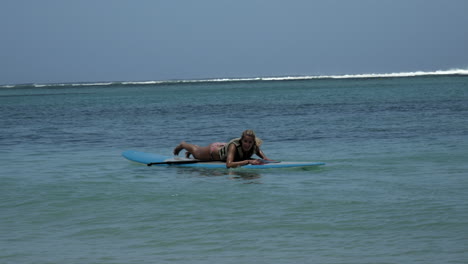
[210,142,226,160]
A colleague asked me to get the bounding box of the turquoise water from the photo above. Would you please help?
[1,75,468,263]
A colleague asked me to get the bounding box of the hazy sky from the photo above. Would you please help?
[2,0,468,84]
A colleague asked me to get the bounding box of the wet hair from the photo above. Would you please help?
[241,129,263,146]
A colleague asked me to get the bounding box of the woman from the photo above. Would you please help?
[173,130,273,168]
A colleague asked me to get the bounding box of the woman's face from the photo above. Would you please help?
[241,135,255,152]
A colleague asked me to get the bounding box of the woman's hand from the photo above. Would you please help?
[247,159,262,165]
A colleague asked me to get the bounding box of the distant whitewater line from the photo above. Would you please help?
[2,69,468,89]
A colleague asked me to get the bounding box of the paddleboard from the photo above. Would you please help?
[122,150,325,169]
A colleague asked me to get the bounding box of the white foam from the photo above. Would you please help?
[315,69,468,79]
[182,69,468,82]
[2,69,467,89]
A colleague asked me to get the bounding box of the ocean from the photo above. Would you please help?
[1,71,468,263]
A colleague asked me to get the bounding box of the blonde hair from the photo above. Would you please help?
[241,129,263,146]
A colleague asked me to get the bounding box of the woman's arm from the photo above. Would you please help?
[256,148,274,161]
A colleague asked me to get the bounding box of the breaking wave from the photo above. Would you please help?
[2,69,468,89]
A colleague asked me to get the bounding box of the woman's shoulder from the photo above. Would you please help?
[228,138,241,146]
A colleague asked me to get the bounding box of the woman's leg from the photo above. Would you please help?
[173,142,211,160]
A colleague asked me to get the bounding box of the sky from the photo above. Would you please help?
[1,0,468,85]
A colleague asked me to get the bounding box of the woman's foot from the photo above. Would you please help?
[173,142,185,155]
